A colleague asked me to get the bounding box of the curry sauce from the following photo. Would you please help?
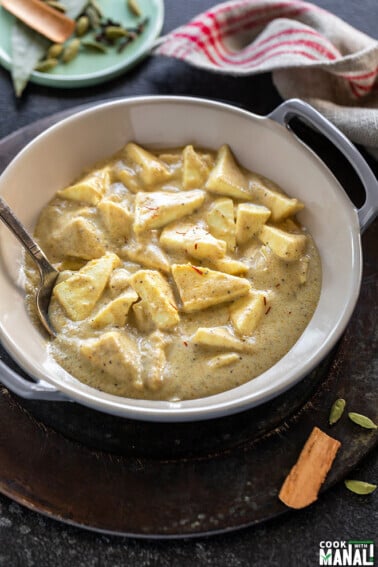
[25,143,321,400]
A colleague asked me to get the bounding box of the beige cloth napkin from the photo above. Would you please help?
[155,0,378,157]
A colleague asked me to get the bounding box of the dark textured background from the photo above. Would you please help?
[0,1,377,565]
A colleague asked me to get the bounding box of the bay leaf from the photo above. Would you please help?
[11,20,49,97]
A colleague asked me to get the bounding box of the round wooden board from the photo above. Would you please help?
[0,109,376,538]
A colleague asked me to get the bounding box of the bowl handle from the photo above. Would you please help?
[268,99,378,233]
[0,359,69,401]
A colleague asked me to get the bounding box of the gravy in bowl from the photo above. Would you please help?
[25,142,321,401]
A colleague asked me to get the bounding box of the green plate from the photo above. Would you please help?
[0,0,164,88]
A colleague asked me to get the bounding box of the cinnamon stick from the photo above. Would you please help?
[279,426,341,509]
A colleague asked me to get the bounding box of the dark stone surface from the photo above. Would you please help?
[0,450,376,567]
[0,0,377,565]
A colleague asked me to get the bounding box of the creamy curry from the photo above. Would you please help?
[26,142,321,400]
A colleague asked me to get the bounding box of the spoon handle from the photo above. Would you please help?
[0,196,55,277]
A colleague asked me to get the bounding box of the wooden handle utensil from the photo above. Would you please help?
[2,0,75,43]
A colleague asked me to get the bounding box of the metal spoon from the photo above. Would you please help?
[2,0,75,43]
[0,196,58,336]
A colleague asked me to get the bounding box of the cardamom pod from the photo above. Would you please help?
[76,16,89,37]
[82,40,107,53]
[90,0,103,17]
[348,412,377,430]
[62,39,81,63]
[329,398,346,425]
[35,58,59,72]
[47,43,64,58]
[86,5,100,29]
[128,0,142,17]
[345,480,377,495]
[105,26,128,40]
[46,0,66,12]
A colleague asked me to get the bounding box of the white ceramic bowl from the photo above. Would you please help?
[0,97,377,421]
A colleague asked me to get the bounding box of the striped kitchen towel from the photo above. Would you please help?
[155,0,378,156]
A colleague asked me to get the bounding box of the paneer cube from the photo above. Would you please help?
[91,289,139,328]
[159,220,194,251]
[182,144,210,189]
[205,145,252,200]
[171,263,251,312]
[207,352,240,369]
[198,152,215,170]
[129,270,179,330]
[212,257,249,276]
[158,152,182,165]
[132,300,155,333]
[111,162,141,193]
[160,221,226,261]
[108,268,132,297]
[259,225,307,261]
[133,190,205,233]
[230,290,267,336]
[123,142,172,187]
[235,203,271,245]
[277,217,302,233]
[80,331,142,389]
[140,331,169,390]
[57,168,110,205]
[191,327,254,352]
[121,240,171,273]
[250,178,304,222]
[53,252,121,320]
[243,242,272,273]
[185,234,227,260]
[98,199,132,239]
[58,217,105,260]
[207,198,236,251]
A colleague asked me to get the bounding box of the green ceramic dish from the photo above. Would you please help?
[0,0,164,88]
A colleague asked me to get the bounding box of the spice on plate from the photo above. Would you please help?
[128,0,142,17]
[76,15,90,37]
[89,0,103,18]
[279,426,341,509]
[47,43,64,58]
[85,4,101,29]
[62,38,81,62]
[35,57,59,72]
[11,0,147,97]
[82,39,107,53]
[105,26,129,40]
